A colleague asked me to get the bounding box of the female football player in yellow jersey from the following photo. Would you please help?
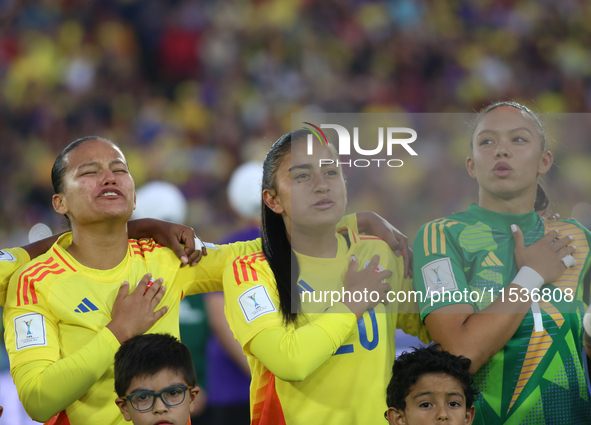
[223,129,429,425]
[413,102,591,424]
[3,136,263,425]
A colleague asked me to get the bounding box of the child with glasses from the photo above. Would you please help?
[114,333,200,425]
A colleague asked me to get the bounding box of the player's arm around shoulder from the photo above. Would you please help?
[175,238,264,295]
[370,239,431,343]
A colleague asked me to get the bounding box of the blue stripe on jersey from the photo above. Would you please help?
[82,298,99,311]
[298,279,315,293]
[334,345,354,355]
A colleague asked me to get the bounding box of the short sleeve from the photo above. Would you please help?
[413,222,474,319]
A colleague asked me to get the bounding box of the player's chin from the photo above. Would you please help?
[312,211,344,227]
[101,206,135,221]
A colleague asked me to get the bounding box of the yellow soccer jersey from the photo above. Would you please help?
[4,233,261,425]
[223,229,429,425]
[0,247,30,306]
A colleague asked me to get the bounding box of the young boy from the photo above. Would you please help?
[385,345,478,425]
[114,333,200,425]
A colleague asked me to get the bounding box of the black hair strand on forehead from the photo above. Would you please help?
[386,344,479,412]
[114,333,197,397]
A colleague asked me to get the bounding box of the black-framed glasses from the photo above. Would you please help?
[122,385,193,412]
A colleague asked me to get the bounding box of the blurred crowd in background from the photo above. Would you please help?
[1,0,591,249]
[1,0,591,422]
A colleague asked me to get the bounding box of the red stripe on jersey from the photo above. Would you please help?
[252,371,286,425]
[17,257,54,307]
[52,248,76,272]
[233,257,242,285]
[233,253,266,286]
[30,281,39,304]
[240,256,250,282]
[138,239,160,246]
[138,239,164,250]
[20,262,60,306]
[247,253,266,282]
[24,267,65,305]
[128,241,140,257]
[352,232,358,243]
[44,410,70,425]
[139,245,161,253]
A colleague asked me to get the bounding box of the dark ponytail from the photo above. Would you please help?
[534,183,549,212]
[261,130,311,325]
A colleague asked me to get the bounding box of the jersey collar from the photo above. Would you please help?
[466,203,540,232]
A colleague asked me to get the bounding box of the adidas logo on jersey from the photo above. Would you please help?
[74,298,99,313]
[481,251,503,267]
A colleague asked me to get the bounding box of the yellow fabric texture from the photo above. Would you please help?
[223,228,429,425]
[0,247,30,306]
[4,233,261,424]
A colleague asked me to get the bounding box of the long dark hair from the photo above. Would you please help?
[471,101,549,212]
[261,129,312,325]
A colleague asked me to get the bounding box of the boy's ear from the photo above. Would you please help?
[386,407,406,425]
[465,405,476,425]
[188,386,200,410]
[115,398,133,422]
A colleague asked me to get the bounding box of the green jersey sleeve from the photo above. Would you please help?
[413,219,475,319]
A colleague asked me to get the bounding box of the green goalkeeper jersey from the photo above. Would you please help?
[414,203,591,425]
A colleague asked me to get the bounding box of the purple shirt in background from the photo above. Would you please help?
[206,225,261,405]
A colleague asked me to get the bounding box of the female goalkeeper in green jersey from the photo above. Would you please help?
[413,102,590,425]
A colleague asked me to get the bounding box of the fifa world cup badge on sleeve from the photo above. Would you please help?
[421,258,458,298]
[238,285,277,323]
[0,250,16,261]
[14,313,48,350]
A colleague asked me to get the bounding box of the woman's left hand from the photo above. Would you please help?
[356,211,413,278]
[128,218,207,266]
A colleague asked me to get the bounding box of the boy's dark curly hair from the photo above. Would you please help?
[114,333,197,397]
[386,344,479,411]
